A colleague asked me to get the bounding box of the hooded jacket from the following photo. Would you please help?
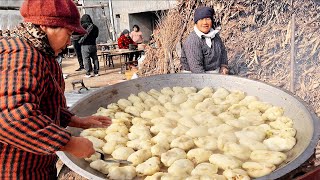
[80,14,99,45]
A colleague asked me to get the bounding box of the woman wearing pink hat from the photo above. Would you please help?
[0,0,111,179]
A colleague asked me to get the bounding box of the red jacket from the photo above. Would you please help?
[117,34,135,49]
[0,36,73,179]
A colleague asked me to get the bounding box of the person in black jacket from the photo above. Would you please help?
[79,14,100,77]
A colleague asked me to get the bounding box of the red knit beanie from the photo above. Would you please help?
[20,0,87,34]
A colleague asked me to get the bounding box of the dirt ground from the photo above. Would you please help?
[61,54,126,93]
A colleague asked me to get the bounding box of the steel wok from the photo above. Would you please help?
[57,74,320,180]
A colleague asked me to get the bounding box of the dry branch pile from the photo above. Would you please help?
[140,0,320,115]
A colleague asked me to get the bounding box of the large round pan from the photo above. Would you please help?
[57,74,320,180]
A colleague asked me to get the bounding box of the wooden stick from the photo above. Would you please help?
[290,13,296,93]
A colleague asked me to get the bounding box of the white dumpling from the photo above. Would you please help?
[144,172,166,180]
[239,138,268,151]
[85,152,101,162]
[212,88,230,99]
[209,154,242,170]
[128,94,143,104]
[269,116,293,129]
[138,91,153,101]
[150,123,176,134]
[94,107,115,118]
[136,157,161,176]
[148,89,162,98]
[263,136,296,151]
[158,94,172,105]
[161,87,175,96]
[90,160,119,175]
[161,173,185,180]
[186,175,220,180]
[170,135,195,151]
[150,105,168,116]
[165,111,182,121]
[144,98,160,107]
[191,163,218,176]
[172,93,188,104]
[234,129,266,142]
[102,141,120,154]
[127,139,153,150]
[225,118,251,129]
[225,90,246,104]
[85,136,105,149]
[177,109,199,117]
[223,142,251,160]
[131,117,152,126]
[128,131,152,140]
[187,148,212,164]
[114,112,133,122]
[183,87,197,94]
[161,148,187,167]
[192,112,216,125]
[242,162,276,178]
[208,124,234,137]
[197,87,214,98]
[140,111,161,120]
[105,123,129,136]
[164,102,180,111]
[250,150,287,165]
[129,124,149,132]
[218,112,236,122]
[266,128,297,138]
[125,106,143,117]
[151,132,175,144]
[228,104,248,116]
[105,132,128,144]
[133,101,149,111]
[262,106,284,121]
[223,168,250,180]
[186,126,209,138]
[178,117,198,128]
[111,147,135,160]
[217,132,237,151]
[194,136,218,151]
[107,166,136,180]
[151,142,170,156]
[127,149,152,166]
[239,96,258,106]
[180,100,198,109]
[188,93,205,102]
[107,103,120,111]
[117,99,132,110]
[172,124,190,136]
[81,128,106,139]
[172,86,186,94]
[248,101,272,113]
[168,159,194,177]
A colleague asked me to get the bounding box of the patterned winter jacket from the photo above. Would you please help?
[0,23,73,179]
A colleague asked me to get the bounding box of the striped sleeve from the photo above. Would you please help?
[60,107,74,128]
[0,38,71,155]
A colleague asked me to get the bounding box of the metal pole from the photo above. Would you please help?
[290,14,296,93]
[108,0,116,41]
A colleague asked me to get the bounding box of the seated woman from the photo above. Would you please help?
[180,6,229,74]
[118,29,139,63]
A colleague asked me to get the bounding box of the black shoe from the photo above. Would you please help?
[75,67,84,71]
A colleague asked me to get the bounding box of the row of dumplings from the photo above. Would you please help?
[81,86,297,179]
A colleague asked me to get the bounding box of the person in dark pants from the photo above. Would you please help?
[79,14,99,78]
[71,32,84,71]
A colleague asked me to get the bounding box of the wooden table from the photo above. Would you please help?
[100,49,144,73]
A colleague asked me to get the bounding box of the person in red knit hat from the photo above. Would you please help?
[0,0,112,179]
